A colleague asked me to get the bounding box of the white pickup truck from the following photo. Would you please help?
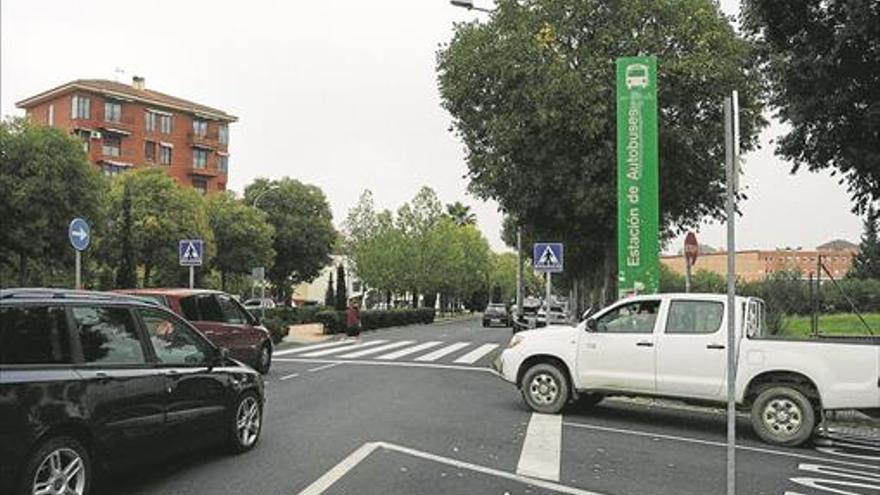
[495,293,880,446]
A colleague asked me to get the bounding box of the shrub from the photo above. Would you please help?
[261,316,288,344]
[318,308,436,335]
[315,310,346,334]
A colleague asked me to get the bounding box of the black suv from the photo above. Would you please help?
[0,289,265,495]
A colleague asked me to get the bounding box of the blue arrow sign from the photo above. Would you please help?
[179,239,204,266]
[68,218,91,251]
[533,243,563,273]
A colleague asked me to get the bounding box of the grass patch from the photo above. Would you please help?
[781,313,880,337]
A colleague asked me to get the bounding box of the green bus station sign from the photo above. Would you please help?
[616,56,659,297]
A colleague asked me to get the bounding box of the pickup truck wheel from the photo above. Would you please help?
[521,363,569,414]
[750,385,815,447]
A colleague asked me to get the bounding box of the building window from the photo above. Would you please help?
[74,130,90,152]
[101,164,126,177]
[218,124,228,145]
[160,114,173,134]
[192,148,208,169]
[104,101,122,123]
[48,104,54,126]
[145,111,157,132]
[159,145,172,165]
[193,119,208,137]
[145,141,156,162]
[102,135,121,157]
[71,95,90,119]
[218,155,228,173]
[192,178,208,195]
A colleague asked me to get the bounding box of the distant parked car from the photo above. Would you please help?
[537,304,570,326]
[482,303,511,327]
[116,289,274,374]
[243,298,276,310]
[0,289,265,495]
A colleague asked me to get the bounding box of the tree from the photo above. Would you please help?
[0,118,106,287]
[115,182,138,289]
[446,201,476,226]
[206,192,275,291]
[335,264,348,310]
[437,0,766,303]
[244,178,336,305]
[325,272,335,307]
[850,206,880,279]
[104,168,214,287]
[743,0,880,213]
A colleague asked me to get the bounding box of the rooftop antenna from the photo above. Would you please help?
[113,67,126,82]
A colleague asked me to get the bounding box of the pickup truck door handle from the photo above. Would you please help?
[636,341,654,347]
[706,344,726,350]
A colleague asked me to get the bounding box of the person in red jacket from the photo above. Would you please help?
[345,298,361,340]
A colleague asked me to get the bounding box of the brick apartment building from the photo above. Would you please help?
[661,240,858,282]
[16,77,237,194]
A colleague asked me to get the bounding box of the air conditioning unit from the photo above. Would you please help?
[90,131,102,140]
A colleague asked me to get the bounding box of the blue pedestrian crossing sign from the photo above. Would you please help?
[533,243,563,273]
[179,239,204,266]
[68,218,91,251]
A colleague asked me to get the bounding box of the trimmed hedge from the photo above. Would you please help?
[259,306,436,337]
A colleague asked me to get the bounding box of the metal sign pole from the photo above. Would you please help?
[724,91,739,495]
[685,256,692,293]
[75,251,82,290]
[516,227,524,317]
[189,266,195,289]
[261,282,266,321]
[545,272,552,309]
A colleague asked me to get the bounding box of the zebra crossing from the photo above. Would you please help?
[274,338,501,367]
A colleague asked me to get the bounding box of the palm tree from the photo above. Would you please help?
[446,201,476,226]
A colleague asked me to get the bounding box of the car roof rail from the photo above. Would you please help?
[0,288,156,305]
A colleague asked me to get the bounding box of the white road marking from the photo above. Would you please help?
[789,477,880,493]
[816,447,880,462]
[300,340,387,357]
[279,372,300,381]
[295,441,605,495]
[453,343,499,364]
[274,340,349,356]
[307,363,342,373]
[375,341,442,360]
[517,413,562,481]
[296,442,381,495]
[414,342,470,362]
[797,463,880,482]
[563,421,879,470]
[336,340,415,358]
[275,357,497,373]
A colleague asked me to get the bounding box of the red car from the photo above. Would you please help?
[117,289,274,373]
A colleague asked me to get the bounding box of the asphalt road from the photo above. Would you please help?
[95,317,880,495]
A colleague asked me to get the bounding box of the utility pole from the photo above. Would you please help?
[723,90,739,495]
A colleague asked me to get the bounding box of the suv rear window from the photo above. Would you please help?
[0,306,71,365]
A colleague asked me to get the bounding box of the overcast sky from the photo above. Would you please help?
[1,0,863,253]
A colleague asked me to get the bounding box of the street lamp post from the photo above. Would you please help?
[252,184,278,318]
[450,0,493,13]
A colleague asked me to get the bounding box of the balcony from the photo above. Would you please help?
[188,131,226,150]
[99,116,136,135]
[186,165,220,177]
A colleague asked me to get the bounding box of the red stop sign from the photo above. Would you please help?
[684,232,698,265]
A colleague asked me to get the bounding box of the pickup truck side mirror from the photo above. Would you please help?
[585,318,597,332]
